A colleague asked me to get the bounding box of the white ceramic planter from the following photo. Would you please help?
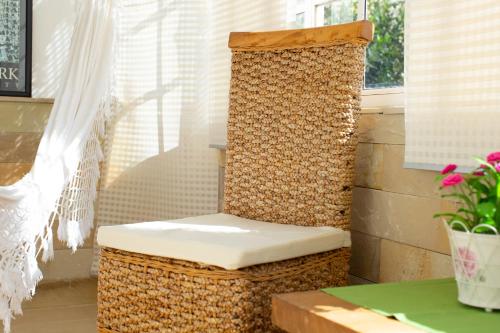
[446,221,500,311]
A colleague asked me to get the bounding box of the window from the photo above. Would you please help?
[365,0,404,89]
[288,0,405,100]
[315,1,357,26]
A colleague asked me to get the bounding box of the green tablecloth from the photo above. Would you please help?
[322,278,500,333]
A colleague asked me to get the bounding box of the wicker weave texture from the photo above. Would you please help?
[98,36,368,332]
[97,247,349,333]
[224,44,366,230]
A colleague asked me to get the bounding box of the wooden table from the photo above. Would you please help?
[272,290,424,333]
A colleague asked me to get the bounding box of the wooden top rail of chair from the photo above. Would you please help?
[228,20,373,51]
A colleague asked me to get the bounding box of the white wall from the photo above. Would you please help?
[32,0,76,98]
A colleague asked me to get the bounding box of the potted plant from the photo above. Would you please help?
[435,152,500,312]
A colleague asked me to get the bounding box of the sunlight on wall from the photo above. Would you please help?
[92,0,219,273]
[207,0,286,147]
[104,0,183,181]
[32,0,76,98]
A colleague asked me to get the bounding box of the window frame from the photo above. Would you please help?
[361,87,403,108]
[288,0,404,109]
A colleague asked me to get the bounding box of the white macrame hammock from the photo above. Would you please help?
[0,1,115,331]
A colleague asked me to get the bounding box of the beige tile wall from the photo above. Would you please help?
[217,107,455,283]
[350,109,454,282]
[0,98,94,283]
[2,99,454,284]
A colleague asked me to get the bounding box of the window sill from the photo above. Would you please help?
[0,96,55,104]
[361,89,403,109]
[361,106,403,114]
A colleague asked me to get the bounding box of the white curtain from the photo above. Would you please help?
[207,0,287,147]
[404,0,500,170]
[0,1,115,331]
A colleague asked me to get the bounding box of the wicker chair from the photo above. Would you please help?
[97,21,372,333]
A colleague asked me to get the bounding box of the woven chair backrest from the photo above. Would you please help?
[223,21,372,230]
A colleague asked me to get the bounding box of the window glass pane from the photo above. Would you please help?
[365,0,405,89]
[295,12,305,28]
[315,1,358,26]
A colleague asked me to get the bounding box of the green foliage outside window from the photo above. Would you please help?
[365,0,405,89]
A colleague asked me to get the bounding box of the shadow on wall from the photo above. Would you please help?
[92,0,220,260]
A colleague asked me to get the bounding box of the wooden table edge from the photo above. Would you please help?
[272,290,425,333]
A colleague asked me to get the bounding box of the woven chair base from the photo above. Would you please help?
[97,247,350,333]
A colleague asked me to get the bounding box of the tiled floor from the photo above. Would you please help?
[2,279,98,333]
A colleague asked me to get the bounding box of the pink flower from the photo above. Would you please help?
[441,164,457,175]
[442,173,464,187]
[487,152,500,164]
[473,170,485,176]
[496,164,500,173]
[455,247,477,278]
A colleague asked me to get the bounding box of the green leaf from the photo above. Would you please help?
[476,201,496,218]
[496,178,500,203]
[482,217,496,226]
[457,208,477,218]
[433,212,457,219]
[474,157,496,172]
[435,174,446,182]
[441,193,474,209]
[467,179,489,195]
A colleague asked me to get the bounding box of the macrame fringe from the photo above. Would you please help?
[0,95,115,333]
[55,97,114,253]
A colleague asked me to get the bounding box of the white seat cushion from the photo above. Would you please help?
[97,213,350,270]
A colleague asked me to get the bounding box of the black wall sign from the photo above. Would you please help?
[0,0,32,97]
